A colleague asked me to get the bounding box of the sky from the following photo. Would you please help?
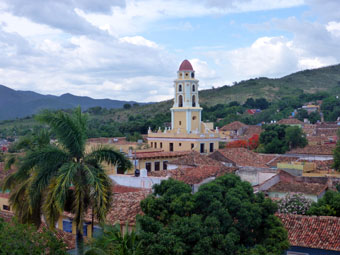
[0,0,340,102]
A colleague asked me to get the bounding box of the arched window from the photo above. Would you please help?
[178,84,182,92]
[192,84,195,92]
[192,95,196,107]
[179,95,183,107]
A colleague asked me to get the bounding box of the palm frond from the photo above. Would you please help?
[4,154,17,170]
[36,108,87,159]
[43,178,62,229]
[83,164,112,223]
[85,147,132,171]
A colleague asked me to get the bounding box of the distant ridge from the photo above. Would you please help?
[0,85,144,120]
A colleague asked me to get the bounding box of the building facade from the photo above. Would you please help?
[147,60,220,153]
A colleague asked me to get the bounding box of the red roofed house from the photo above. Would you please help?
[278,214,340,255]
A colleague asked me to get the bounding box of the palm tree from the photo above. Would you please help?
[3,108,132,255]
[85,223,142,255]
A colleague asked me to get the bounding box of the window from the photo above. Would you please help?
[192,116,197,120]
[2,205,10,211]
[163,161,168,170]
[170,143,174,152]
[178,84,182,92]
[93,226,103,238]
[178,95,183,107]
[210,143,214,152]
[145,162,152,172]
[179,143,182,147]
[191,72,195,78]
[151,142,153,148]
[160,142,162,148]
[191,143,194,149]
[200,143,205,153]
[192,95,196,107]
[179,121,182,125]
[155,142,157,149]
[154,162,160,171]
[192,84,195,91]
[62,220,73,233]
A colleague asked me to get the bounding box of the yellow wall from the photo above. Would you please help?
[148,139,218,154]
[173,111,186,131]
[57,216,93,237]
[191,112,200,131]
[0,196,11,212]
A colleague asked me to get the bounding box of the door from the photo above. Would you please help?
[170,143,174,152]
[200,143,205,153]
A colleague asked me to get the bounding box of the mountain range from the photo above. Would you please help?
[1,63,340,121]
[0,85,143,121]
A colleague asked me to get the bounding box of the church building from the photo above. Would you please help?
[147,60,220,153]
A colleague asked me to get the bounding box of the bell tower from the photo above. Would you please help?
[171,59,202,133]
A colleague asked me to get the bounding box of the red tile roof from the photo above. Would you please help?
[220,121,247,131]
[268,181,327,195]
[214,148,274,168]
[278,214,340,251]
[168,151,224,168]
[287,144,335,155]
[277,118,304,125]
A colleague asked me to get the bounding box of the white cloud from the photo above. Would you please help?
[326,21,340,37]
[119,36,159,48]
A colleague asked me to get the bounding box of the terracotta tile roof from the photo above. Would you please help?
[277,118,304,125]
[214,148,274,168]
[268,181,327,195]
[0,210,14,222]
[134,150,191,160]
[243,125,262,137]
[287,144,335,155]
[148,165,237,185]
[175,166,237,185]
[168,151,225,168]
[106,190,151,225]
[220,121,247,131]
[277,214,340,251]
[265,155,300,168]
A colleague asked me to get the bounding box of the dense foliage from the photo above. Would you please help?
[333,139,340,172]
[259,124,307,154]
[277,193,313,215]
[307,191,340,217]
[0,218,66,255]
[137,175,289,255]
[86,224,142,255]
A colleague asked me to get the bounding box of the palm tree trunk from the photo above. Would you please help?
[76,230,84,255]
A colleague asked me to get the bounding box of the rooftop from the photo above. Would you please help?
[134,150,191,160]
[168,151,224,167]
[220,121,247,131]
[287,144,335,155]
[277,118,304,125]
[268,181,327,195]
[278,214,340,251]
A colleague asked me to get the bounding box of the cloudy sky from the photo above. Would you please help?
[0,0,340,102]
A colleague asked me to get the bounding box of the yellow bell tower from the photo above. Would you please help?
[171,59,202,133]
[147,59,220,154]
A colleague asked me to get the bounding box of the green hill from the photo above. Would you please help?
[1,63,340,138]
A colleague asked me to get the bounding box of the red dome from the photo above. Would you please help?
[179,59,193,71]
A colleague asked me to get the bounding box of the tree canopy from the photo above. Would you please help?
[0,218,66,255]
[137,175,289,255]
[307,190,340,217]
[259,124,307,154]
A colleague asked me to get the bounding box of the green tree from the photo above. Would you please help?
[137,175,289,255]
[2,108,132,255]
[259,124,307,154]
[123,104,132,109]
[308,111,321,124]
[0,218,66,255]
[307,191,340,217]
[285,126,307,150]
[85,224,142,255]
